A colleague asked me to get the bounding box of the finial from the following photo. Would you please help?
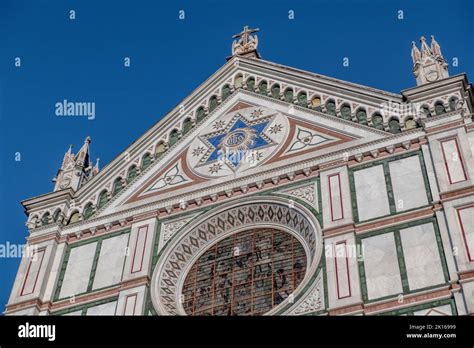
[411,41,421,64]
[419,36,432,57]
[85,136,91,144]
[411,35,449,86]
[231,25,260,58]
[430,35,443,57]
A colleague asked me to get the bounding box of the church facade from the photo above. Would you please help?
[6,29,474,316]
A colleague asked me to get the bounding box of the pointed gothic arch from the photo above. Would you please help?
[420,104,431,118]
[449,97,459,111]
[169,129,180,147]
[41,212,50,226]
[233,73,243,89]
[404,117,418,130]
[182,117,193,135]
[271,83,280,99]
[371,113,384,130]
[221,84,231,101]
[325,99,336,116]
[340,103,352,120]
[112,177,123,196]
[82,202,94,220]
[67,211,80,225]
[258,80,268,95]
[127,165,138,183]
[311,95,322,111]
[297,91,307,107]
[283,87,294,103]
[97,190,109,209]
[434,101,446,115]
[388,117,401,133]
[155,141,166,159]
[209,95,219,112]
[196,106,206,123]
[246,77,255,91]
[52,209,61,223]
[141,152,152,171]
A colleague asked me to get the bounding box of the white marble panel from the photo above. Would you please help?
[92,233,130,290]
[59,242,97,298]
[329,174,343,221]
[441,139,467,184]
[399,223,445,290]
[86,301,117,315]
[354,165,390,221]
[334,242,351,298]
[362,233,402,300]
[62,310,83,316]
[457,206,474,261]
[389,156,428,212]
[21,249,45,295]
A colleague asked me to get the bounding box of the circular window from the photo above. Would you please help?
[181,228,307,316]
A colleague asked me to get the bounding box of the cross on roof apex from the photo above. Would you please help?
[230,25,261,59]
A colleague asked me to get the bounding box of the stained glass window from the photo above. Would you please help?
[182,228,307,316]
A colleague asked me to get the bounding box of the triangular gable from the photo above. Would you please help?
[99,91,389,210]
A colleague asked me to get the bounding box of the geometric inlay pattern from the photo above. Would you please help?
[285,269,324,315]
[146,161,190,193]
[187,106,288,178]
[285,125,336,155]
[279,183,318,207]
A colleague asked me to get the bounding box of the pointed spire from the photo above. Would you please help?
[92,158,100,176]
[430,35,443,58]
[59,144,74,168]
[420,36,432,57]
[76,136,91,167]
[411,41,421,64]
[411,35,449,86]
[53,136,96,192]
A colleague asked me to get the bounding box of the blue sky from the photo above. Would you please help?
[0,0,473,312]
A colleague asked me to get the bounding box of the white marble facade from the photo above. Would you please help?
[362,233,403,300]
[389,156,428,212]
[354,165,390,221]
[59,242,97,299]
[399,223,445,290]
[6,39,474,317]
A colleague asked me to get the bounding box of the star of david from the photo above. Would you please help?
[197,114,274,171]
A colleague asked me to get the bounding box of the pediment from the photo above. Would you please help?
[101,91,389,213]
